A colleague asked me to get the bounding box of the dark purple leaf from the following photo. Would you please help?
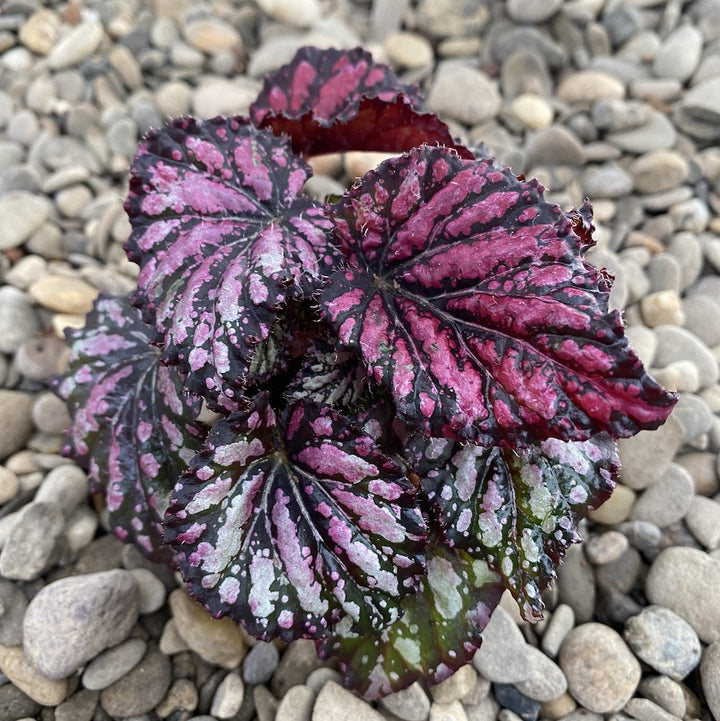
[318,536,505,699]
[405,433,618,620]
[164,393,427,641]
[319,146,677,447]
[54,295,207,563]
[250,46,473,159]
[124,117,341,411]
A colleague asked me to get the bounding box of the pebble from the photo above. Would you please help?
[0,580,28,645]
[211,672,245,719]
[683,295,720,347]
[525,125,586,167]
[582,163,633,198]
[28,274,98,314]
[509,93,554,130]
[54,689,99,721]
[506,0,563,23]
[34,463,88,516]
[0,645,68,706]
[616,415,685,489]
[514,646,568,702]
[312,681,384,721]
[701,642,720,721]
[645,546,720,643]
[638,675,686,718]
[0,286,41,354]
[431,664,477,703]
[255,0,321,28]
[0,191,52,250]
[428,699,468,721]
[385,31,434,68]
[276,684,316,721]
[630,150,688,194]
[557,70,625,105]
[129,567,167,614]
[184,18,242,53]
[427,62,501,125]
[23,569,139,679]
[19,8,60,55]
[272,639,323,697]
[624,605,701,681]
[559,623,641,713]
[169,588,246,668]
[584,531,629,565]
[473,606,532,683]
[379,681,431,721]
[629,464,694,528]
[607,110,677,153]
[156,678,199,717]
[243,641,279,685]
[82,638,148,690]
[0,501,64,580]
[540,604,575,659]
[623,697,682,721]
[100,645,172,717]
[556,543,596,623]
[654,325,719,388]
[652,25,704,83]
[588,484,636,525]
[685,496,720,550]
[47,17,105,70]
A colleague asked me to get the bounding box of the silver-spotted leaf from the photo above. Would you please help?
[124,117,340,410]
[405,433,618,620]
[250,46,472,159]
[55,295,207,563]
[164,393,427,641]
[318,537,505,699]
[320,146,677,446]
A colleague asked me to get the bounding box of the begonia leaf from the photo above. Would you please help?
[54,295,207,563]
[318,536,505,699]
[405,433,618,620]
[250,46,473,159]
[319,146,676,447]
[124,117,340,411]
[164,393,427,641]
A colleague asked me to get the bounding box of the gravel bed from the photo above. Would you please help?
[1,1,720,720]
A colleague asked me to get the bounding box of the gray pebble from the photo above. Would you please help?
[0,683,40,721]
[47,17,104,70]
[430,664,477,703]
[653,24,704,82]
[473,606,531,683]
[624,605,701,680]
[23,569,139,679]
[607,109,677,153]
[525,125,585,167]
[312,681,384,721]
[427,61,501,125]
[540,604,575,658]
[0,286,40,354]
[629,463,695,527]
[128,567,167,614]
[673,393,714,443]
[513,646,567,701]
[54,689,99,721]
[34,463,88,516]
[581,163,633,198]
[683,294,720,347]
[242,641,279,685]
[275,684,315,721]
[0,191,51,251]
[630,150,688,194]
[0,500,64,580]
[0,579,28,645]
[647,254,681,293]
[211,671,245,719]
[584,530,629,565]
[622,697,683,721]
[595,546,642,594]
[645,546,720,643]
[685,496,720,550]
[701,642,720,721]
[82,638,147,690]
[637,675,686,718]
[556,543,596,623]
[379,681,431,721]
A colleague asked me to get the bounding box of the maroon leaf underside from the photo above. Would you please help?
[55,295,206,563]
[318,536,505,700]
[319,146,677,447]
[250,45,473,159]
[164,393,427,642]
[405,433,618,620]
[123,117,340,411]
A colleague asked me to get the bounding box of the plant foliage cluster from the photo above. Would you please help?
[56,47,676,698]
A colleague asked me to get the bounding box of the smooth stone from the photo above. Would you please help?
[211,672,245,719]
[556,543,595,623]
[55,184,93,218]
[557,70,625,105]
[509,93,554,130]
[191,77,261,118]
[47,17,104,70]
[0,191,51,250]
[490,26,566,68]
[607,109,677,153]
[82,638,147,690]
[159,619,190,655]
[638,675,686,718]
[23,570,139,679]
[430,664,477,703]
[701,642,720,721]
[271,639,323,697]
[0,464,20,504]
[385,31,434,68]
[680,76,720,128]
[54,689,100,721]
[184,18,242,53]
[0,645,68,706]
[427,62,501,125]
[156,80,192,117]
[255,0,321,28]
[540,604,575,658]
[34,463,88,516]
[514,646,568,701]
[275,684,315,721]
[616,414,684,489]
[14,335,69,382]
[640,289,684,327]
[676,451,718,496]
[631,150,688,194]
[19,8,60,54]
[380,681,431,721]
[0,286,41,354]
[582,163,633,198]
[0,580,28,646]
[624,605,701,680]
[671,197,710,233]
[500,50,552,99]
[559,623,640,713]
[685,496,720,550]
[654,325,719,388]
[651,361,701,395]
[31,391,71,435]
[629,463,694,528]
[584,530,629,565]
[128,567,167,614]
[645,546,720,643]
[100,645,172,717]
[305,667,342,693]
[683,295,720,347]
[507,0,563,23]
[155,678,199,717]
[28,274,98,314]
[242,641,279,685]
[623,697,683,721]
[169,589,246,668]
[673,393,714,443]
[0,501,64,580]
[0,682,40,720]
[473,606,531,683]
[594,546,642,595]
[312,681,384,721]
[653,25,704,82]
[417,0,490,39]
[624,325,657,367]
[492,684,539,720]
[647,253,681,293]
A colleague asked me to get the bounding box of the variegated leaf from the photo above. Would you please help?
[164,393,427,641]
[318,536,505,699]
[250,45,472,159]
[124,117,340,411]
[54,295,207,563]
[405,433,618,620]
[319,146,677,447]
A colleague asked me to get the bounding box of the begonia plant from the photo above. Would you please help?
[55,46,676,699]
